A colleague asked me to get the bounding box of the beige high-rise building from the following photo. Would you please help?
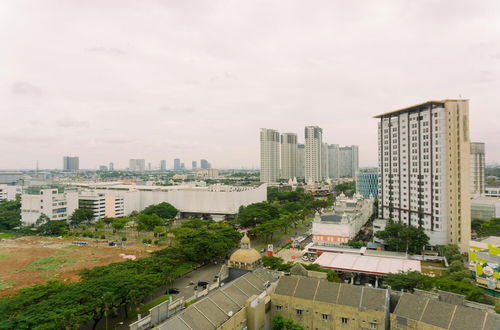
[260,128,280,183]
[296,144,305,179]
[375,100,471,250]
[280,133,297,180]
[305,126,323,183]
[470,142,485,197]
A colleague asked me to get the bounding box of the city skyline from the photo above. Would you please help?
[2,1,500,170]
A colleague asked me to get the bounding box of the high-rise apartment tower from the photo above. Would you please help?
[470,142,485,197]
[63,156,79,172]
[375,100,471,249]
[280,133,297,180]
[260,128,280,183]
[305,126,322,183]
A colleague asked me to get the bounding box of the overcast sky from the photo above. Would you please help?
[1,0,500,170]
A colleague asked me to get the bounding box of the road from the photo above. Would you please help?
[167,263,221,299]
[251,218,313,254]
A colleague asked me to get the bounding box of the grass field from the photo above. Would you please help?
[0,232,13,239]
[0,236,161,296]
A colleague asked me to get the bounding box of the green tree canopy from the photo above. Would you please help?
[136,214,165,231]
[237,202,280,227]
[141,202,178,219]
[69,208,94,226]
[375,222,429,254]
[0,199,21,230]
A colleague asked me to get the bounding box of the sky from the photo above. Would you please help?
[1,0,500,170]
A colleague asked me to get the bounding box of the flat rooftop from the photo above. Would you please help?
[373,99,468,118]
[314,252,421,275]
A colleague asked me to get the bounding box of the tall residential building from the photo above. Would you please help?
[375,100,471,249]
[108,162,114,171]
[160,160,167,171]
[63,156,79,172]
[296,144,305,179]
[304,126,322,183]
[280,133,297,180]
[338,145,359,178]
[173,158,181,171]
[129,159,145,172]
[328,144,340,178]
[192,161,197,170]
[260,128,280,183]
[470,142,485,196]
[321,142,329,179]
[200,159,209,169]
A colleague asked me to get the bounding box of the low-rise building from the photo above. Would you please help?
[195,168,219,179]
[21,187,78,225]
[312,193,373,245]
[0,184,20,201]
[78,191,125,220]
[471,197,500,221]
[485,186,500,197]
[271,275,390,330]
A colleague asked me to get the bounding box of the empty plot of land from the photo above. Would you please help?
[0,236,160,296]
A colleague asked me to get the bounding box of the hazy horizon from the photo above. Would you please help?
[2,0,500,170]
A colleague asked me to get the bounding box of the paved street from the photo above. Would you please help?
[167,263,221,299]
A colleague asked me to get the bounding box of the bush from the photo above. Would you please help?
[100,235,106,239]
[121,237,127,241]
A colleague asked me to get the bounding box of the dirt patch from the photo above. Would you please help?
[0,236,161,296]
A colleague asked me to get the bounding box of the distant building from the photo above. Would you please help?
[338,145,359,178]
[0,172,23,184]
[471,142,486,196]
[471,197,500,221]
[21,187,78,225]
[328,144,340,178]
[200,159,209,169]
[63,156,79,172]
[191,161,197,170]
[0,184,20,201]
[305,126,323,182]
[160,160,167,171]
[195,168,219,179]
[296,143,305,179]
[375,100,471,249]
[260,128,280,183]
[173,158,181,171]
[321,142,329,179]
[99,165,108,171]
[108,162,114,171]
[78,191,124,220]
[485,187,500,197]
[129,159,145,172]
[280,133,297,180]
[356,168,379,199]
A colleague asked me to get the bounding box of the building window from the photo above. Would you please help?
[370,322,378,329]
[275,305,282,311]
[296,309,303,316]
[322,314,329,320]
[341,317,348,324]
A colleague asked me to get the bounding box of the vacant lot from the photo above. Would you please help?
[0,236,161,296]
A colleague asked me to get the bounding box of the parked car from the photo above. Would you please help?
[166,288,180,294]
[197,281,209,287]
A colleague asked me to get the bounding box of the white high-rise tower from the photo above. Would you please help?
[280,133,297,180]
[260,128,280,183]
[305,126,322,183]
[470,142,485,197]
[375,100,471,250]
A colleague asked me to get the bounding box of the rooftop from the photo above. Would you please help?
[373,99,468,118]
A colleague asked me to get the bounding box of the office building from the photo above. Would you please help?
[129,159,145,172]
[280,133,297,180]
[471,142,485,196]
[375,100,471,249]
[260,128,280,183]
[173,158,181,171]
[21,187,78,225]
[200,159,209,169]
[356,168,379,199]
[305,126,322,183]
[160,160,167,171]
[191,161,197,170]
[296,144,305,179]
[63,156,79,172]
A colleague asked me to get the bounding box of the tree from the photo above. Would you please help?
[252,220,280,243]
[0,199,21,230]
[141,202,178,219]
[37,220,67,236]
[136,214,165,231]
[70,208,94,227]
[272,314,304,330]
[335,181,356,196]
[375,223,429,254]
[306,199,331,214]
[36,214,51,227]
[237,202,280,227]
[383,271,434,291]
[440,244,462,263]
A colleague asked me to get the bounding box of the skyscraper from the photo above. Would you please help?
[328,144,340,178]
[260,128,280,183]
[173,158,181,171]
[338,145,359,178]
[160,160,167,171]
[296,144,305,179]
[129,159,145,172]
[375,100,471,249]
[304,126,322,183]
[470,142,485,196]
[200,159,209,169]
[280,133,297,180]
[321,142,329,179]
[192,161,197,170]
[63,156,79,172]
